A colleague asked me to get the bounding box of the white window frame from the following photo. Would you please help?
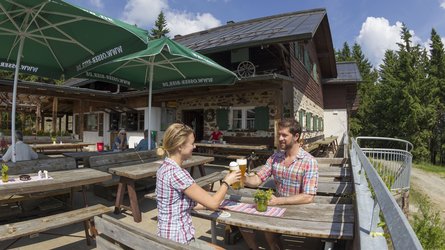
[229,106,255,130]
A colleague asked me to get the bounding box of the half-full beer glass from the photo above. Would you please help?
[229,161,240,190]
[236,158,247,188]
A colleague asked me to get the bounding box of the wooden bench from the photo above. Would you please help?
[0,204,111,245]
[88,150,158,200]
[94,215,220,250]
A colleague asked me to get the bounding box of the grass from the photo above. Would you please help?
[409,186,445,250]
[413,162,445,177]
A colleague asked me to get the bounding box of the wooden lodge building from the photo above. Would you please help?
[0,8,361,150]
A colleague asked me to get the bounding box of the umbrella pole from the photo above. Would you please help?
[147,62,154,151]
[11,37,25,163]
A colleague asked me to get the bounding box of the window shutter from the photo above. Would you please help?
[306,112,312,131]
[216,109,229,130]
[313,116,318,131]
[254,106,269,130]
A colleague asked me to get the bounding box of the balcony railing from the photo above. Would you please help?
[350,136,422,250]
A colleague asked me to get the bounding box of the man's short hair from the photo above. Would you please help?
[15,130,23,141]
[144,129,149,137]
[278,118,302,138]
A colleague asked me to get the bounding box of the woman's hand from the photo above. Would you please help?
[223,170,241,186]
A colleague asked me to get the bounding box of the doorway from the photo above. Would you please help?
[182,109,204,141]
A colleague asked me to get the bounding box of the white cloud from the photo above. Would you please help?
[441,0,445,9]
[356,17,421,68]
[121,0,168,29]
[166,11,221,37]
[121,0,221,36]
[89,0,103,9]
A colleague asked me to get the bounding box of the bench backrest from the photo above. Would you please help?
[89,150,158,172]
[6,157,77,175]
[94,215,202,250]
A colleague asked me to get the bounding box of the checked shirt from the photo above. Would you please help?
[256,148,318,197]
[156,157,197,244]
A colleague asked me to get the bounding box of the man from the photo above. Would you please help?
[2,130,38,162]
[241,118,319,250]
[135,129,149,151]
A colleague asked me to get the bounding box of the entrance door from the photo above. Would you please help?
[182,110,204,141]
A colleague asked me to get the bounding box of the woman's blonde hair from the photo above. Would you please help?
[156,123,194,158]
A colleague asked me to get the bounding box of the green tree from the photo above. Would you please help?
[335,42,353,62]
[428,28,445,164]
[149,11,170,39]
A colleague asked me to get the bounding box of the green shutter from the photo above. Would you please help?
[254,106,269,130]
[306,112,312,131]
[299,110,305,125]
[313,116,317,131]
[216,109,229,130]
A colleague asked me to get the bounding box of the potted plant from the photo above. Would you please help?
[1,163,8,183]
[254,189,273,212]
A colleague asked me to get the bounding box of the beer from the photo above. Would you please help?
[236,158,247,188]
[229,161,240,190]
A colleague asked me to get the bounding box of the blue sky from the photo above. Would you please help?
[67,0,445,67]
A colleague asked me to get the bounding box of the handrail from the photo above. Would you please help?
[351,137,422,250]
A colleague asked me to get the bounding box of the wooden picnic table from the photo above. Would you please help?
[0,168,112,244]
[0,168,111,197]
[192,197,354,244]
[32,143,94,153]
[109,155,215,223]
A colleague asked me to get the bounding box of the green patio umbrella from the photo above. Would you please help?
[0,0,148,161]
[83,37,238,149]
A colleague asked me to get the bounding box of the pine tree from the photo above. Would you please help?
[428,28,445,164]
[335,42,353,62]
[149,11,170,39]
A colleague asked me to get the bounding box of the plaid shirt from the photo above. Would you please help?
[156,157,196,244]
[256,148,318,197]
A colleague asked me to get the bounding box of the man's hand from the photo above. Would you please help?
[268,194,280,206]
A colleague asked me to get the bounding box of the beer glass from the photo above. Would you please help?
[236,158,247,188]
[229,161,240,190]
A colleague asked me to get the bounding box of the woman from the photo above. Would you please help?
[113,129,128,151]
[156,123,240,245]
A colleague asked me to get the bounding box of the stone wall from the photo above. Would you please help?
[176,87,279,138]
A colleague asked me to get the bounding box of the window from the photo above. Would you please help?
[98,113,104,136]
[83,114,98,131]
[230,107,255,130]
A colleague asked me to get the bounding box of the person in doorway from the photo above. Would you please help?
[113,129,128,151]
[135,129,149,151]
[2,130,38,162]
[209,126,223,142]
[240,118,319,250]
[156,123,240,246]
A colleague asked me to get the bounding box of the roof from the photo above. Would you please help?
[323,62,362,84]
[174,8,327,53]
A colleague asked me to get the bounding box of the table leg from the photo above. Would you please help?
[198,164,206,177]
[126,179,142,223]
[114,177,142,223]
[114,180,127,214]
[211,220,217,244]
[80,185,93,245]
